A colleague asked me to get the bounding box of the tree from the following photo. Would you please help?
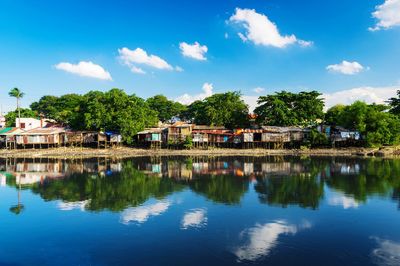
[184,92,249,128]
[388,90,400,115]
[146,95,186,122]
[5,108,37,127]
[81,89,158,144]
[325,101,400,147]
[8,88,25,127]
[255,91,324,126]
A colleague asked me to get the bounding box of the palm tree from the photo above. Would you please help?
[8,88,24,127]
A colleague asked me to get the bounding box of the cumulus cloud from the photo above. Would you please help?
[371,237,400,266]
[179,42,208,61]
[181,208,207,229]
[369,0,400,31]
[323,86,398,109]
[175,66,184,72]
[326,61,365,75]
[175,83,214,105]
[118,47,173,73]
[234,220,311,261]
[55,61,112,80]
[229,8,312,48]
[120,200,170,225]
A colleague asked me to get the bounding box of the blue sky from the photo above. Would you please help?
[0,0,399,113]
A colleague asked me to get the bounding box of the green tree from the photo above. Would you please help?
[255,91,324,126]
[388,90,400,115]
[8,88,25,127]
[184,91,249,128]
[146,95,186,122]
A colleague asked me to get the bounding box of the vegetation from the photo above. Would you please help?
[183,91,249,128]
[326,101,400,147]
[8,88,25,127]
[254,91,324,126]
[4,88,400,147]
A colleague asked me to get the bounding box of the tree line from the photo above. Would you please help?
[4,87,400,146]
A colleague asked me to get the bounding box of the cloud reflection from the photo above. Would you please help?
[181,208,207,229]
[328,192,359,209]
[234,220,311,261]
[120,200,170,225]
[58,200,89,211]
[371,237,400,266]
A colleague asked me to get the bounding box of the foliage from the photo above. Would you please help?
[254,90,324,126]
[325,101,400,147]
[387,90,400,115]
[5,108,38,127]
[183,135,193,149]
[146,95,186,122]
[183,91,249,128]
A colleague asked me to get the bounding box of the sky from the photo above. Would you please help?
[0,0,399,113]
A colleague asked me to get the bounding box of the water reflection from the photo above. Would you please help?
[1,156,400,212]
[371,237,400,266]
[234,220,312,262]
[181,208,207,230]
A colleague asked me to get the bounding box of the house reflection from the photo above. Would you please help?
[0,156,399,211]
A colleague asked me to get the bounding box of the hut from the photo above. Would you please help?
[261,126,291,149]
[15,127,65,148]
[330,126,361,147]
[0,127,24,149]
[207,130,234,148]
[137,128,166,149]
[105,131,122,147]
[167,122,194,146]
[191,125,226,148]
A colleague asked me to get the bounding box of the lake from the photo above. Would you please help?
[0,156,399,266]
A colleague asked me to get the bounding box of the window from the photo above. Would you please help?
[20,123,25,129]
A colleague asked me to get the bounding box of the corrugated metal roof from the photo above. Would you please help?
[0,127,13,134]
[20,127,65,135]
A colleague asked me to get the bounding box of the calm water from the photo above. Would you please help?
[0,156,399,266]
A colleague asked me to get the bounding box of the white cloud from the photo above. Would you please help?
[120,200,170,225]
[181,208,207,229]
[55,61,112,80]
[176,82,214,105]
[118,47,173,71]
[326,61,365,75]
[323,86,398,109]
[234,220,311,261]
[229,8,312,48]
[179,42,208,61]
[253,87,265,94]
[130,66,146,75]
[241,95,258,113]
[371,237,400,266]
[328,192,359,209]
[370,0,400,31]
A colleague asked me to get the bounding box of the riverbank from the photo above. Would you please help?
[1,146,399,159]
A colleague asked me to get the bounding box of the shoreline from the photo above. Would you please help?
[0,146,399,159]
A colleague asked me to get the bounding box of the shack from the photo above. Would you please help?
[167,122,194,146]
[15,127,65,148]
[137,128,166,149]
[0,127,24,149]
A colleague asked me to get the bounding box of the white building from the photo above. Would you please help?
[0,116,5,128]
[15,118,47,130]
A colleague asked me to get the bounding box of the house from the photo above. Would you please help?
[137,128,166,148]
[192,125,227,148]
[15,118,46,130]
[15,127,65,148]
[0,127,25,149]
[167,122,194,145]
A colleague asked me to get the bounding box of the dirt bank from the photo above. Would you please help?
[0,146,399,159]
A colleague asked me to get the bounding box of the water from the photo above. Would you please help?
[0,156,399,266]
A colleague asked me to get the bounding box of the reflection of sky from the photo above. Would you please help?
[371,237,400,266]
[120,200,171,225]
[181,208,207,230]
[328,191,359,209]
[234,220,311,262]
[58,200,89,211]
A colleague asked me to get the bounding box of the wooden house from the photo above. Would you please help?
[0,127,24,149]
[137,128,166,149]
[167,122,194,145]
[15,127,65,148]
